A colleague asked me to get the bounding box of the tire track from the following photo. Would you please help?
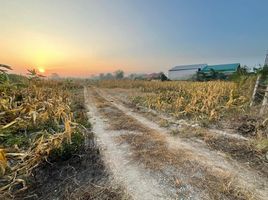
[95,87,268,200]
[84,88,177,200]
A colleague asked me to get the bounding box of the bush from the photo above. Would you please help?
[49,131,85,161]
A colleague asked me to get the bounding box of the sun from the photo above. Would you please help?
[38,67,45,73]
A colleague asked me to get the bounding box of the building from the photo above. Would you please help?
[200,63,240,75]
[168,64,207,80]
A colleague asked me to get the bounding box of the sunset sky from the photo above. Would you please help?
[1,0,268,77]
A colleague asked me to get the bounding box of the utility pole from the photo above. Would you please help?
[250,75,260,107]
[265,50,268,66]
[260,50,268,114]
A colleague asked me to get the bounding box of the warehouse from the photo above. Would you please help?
[200,63,240,74]
[168,64,207,80]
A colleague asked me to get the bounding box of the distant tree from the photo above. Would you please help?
[237,65,249,75]
[259,64,268,80]
[229,65,250,81]
[99,73,104,80]
[160,72,168,81]
[209,69,217,79]
[50,73,60,80]
[114,70,124,79]
[196,71,207,81]
[196,69,226,81]
[104,73,114,80]
[134,74,147,80]
[128,73,137,80]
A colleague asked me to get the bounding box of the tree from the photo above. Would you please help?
[260,64,268,78]
[236,65,249,75]
[50,73,60,80]
[128,73,137,80]
[196,71,207,81]
[114,70,124,79]
[160,72,168,81]
[99,73,104,80]
[104,73,114,80]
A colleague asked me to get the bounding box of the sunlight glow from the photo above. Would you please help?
[38,67,45,73]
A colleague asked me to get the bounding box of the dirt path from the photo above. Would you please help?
[85,88,175,200]
[100,88,267,175]
[85,87,268,200]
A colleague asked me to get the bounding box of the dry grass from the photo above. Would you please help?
[1,86,130,199]
[174,126,268,177]
[206,136,268,177]
[117,131,254,200]
[70,183,130,200]
[93,90,149,132]
[0,80,84,197]
[91,88,255,200]
[96,79,256,121]
[101,87,268,181]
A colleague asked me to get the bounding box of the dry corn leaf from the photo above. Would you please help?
[0,149,7,177]
[2,120,17,129]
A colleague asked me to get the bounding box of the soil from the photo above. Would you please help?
[13,134,128,200]
[85,88,173,200]
[13,86,268,200]
[101,88,268,174]
[90,87,268,200]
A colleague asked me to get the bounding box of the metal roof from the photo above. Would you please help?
[169,64,207,71]
[201,63,240,72]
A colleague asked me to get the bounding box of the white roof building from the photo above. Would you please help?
[168,64,207,80]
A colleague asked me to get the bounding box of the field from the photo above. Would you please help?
[90,78,268,199]
[1,73,268,199]
[96,79,256,120]
[0,71,127,199]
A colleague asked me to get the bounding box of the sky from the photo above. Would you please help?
[1,0,268,77]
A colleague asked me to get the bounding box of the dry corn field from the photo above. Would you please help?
[84,78,267,200]
[1,74,268,200]
[97,79,256,120]
[0,73,128,199]
[0,80,80,196]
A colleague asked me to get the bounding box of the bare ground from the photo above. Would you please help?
[101,88,268,176]
[85,88,175,200]
[85,89,267,199]
[84,87,268,200]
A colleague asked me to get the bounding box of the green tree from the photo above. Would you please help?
[114,70,124,79]
[160,72,168,81]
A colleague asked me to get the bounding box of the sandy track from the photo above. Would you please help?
[84,88,175,200]
[85,87,268,200]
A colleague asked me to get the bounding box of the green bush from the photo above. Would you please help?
[49,130,85,161]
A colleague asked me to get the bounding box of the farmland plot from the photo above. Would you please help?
[2,77,267,200]
[0,78,128,200]
[86,79,268,200]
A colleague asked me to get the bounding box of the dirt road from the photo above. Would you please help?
[85,87,268,200]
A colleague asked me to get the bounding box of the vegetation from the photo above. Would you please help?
[0,66,87,197]
[97,78,256,120]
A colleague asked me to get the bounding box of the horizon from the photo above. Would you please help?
[1,0,268,77]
